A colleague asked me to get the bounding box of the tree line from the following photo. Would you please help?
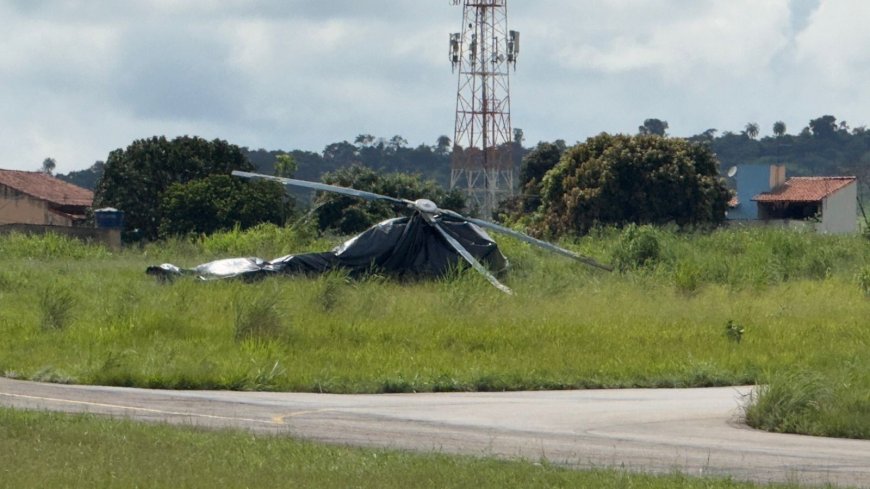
[54,113,868,241]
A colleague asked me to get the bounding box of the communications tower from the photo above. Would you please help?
[449,0,519,217]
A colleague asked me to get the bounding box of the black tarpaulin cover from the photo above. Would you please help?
[146,214,508,281]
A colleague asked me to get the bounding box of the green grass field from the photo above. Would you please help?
[0,225,868,438]
[0,407,829,489]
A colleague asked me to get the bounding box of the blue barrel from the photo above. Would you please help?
[94,208,124,229]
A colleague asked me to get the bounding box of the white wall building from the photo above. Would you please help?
[752,176,858,234]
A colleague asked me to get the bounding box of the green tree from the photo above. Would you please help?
[744,122,760,140]
[94,136,266,241]
[322,141,359,166]
[40,158,56,175]
[638,118,669,137]
[158,175,290,237]
[274,153,298,178]
[435,135,452,157]
[513,127,525,146]
[518,142,565,212]
[773,121,787,137]
[354,134,375,147]
[809,115,837,139]
[538,133,731,235]
[56,161,105,190]
[316,165,465,234]
[387,135,408,154]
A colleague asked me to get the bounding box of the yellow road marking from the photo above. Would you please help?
[272,409,334,425]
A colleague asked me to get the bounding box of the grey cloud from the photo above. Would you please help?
[1,0,868,172]
[789,0,822,32]
[111,27,246,122]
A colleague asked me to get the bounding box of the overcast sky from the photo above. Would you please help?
[2,0,867,173]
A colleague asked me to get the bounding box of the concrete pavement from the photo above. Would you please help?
[1,378,868,487]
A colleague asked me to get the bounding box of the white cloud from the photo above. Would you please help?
[549,1,791,82]
[793,0,870,88]
[0,0,868,172]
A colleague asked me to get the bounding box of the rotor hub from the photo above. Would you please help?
[414,199,438,214]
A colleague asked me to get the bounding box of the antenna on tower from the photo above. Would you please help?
[449,0,519,218]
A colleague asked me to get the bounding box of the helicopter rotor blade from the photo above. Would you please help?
[443,213,613,272]
[232,171,410,206]
[428,219,513,295]
[234,171,610,272]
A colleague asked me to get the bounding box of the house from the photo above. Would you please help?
[727,165,784,221]
[0,169,93,227]
[726,164,858,234]
[753,175,858,234]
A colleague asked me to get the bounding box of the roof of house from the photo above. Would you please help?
[0,169,93,207]
[752,176,857,203]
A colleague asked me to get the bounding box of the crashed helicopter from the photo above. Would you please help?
[146,171,612,294]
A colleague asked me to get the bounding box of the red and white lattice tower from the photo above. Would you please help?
[449,0,519,217]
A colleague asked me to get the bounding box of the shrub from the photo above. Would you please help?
[611,225,661,271]
[159,176,290,238]
[537,133,730,235]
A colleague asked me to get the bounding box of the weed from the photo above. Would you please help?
[745,369,832,435]
[437,262,488,308]
[724,320,745,344]
[673,260,701,295]
[611,224,661,271]
[316,270,348,312]
[30,366,75,384]
[38,284,75,331]
[0,231,110,259]
[247,360,287,391]
[233,288,285,342]
[0,271,12,291]
[857,267,870,297]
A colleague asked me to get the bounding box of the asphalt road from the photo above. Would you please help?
[1,378,868,487]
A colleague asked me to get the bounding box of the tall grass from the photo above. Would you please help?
[746,368,870,439]
[0,227,868,438]
[37,283,75,331]
[0,231,111,259]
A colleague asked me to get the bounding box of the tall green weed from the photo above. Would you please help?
[746,368,870,439]
[0,232,110,259]
[610,224,663,271]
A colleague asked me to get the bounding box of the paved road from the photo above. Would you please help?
[1,378,868,487]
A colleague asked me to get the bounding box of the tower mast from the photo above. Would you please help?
[449,0,519,217]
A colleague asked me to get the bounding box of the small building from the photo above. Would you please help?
[726,164,858,234]
[728,164,785,221]
[753,176,858,234]
[0,169,94,226]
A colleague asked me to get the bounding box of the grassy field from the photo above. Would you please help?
[0,225,868,438]
[0,407,831,489]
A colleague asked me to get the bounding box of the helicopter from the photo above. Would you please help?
[146,171,611,294]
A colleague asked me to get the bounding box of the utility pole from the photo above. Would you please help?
[449,0,519,217]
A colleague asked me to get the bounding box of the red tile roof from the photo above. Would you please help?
[752,176,856,203]
[0,169,93,207]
